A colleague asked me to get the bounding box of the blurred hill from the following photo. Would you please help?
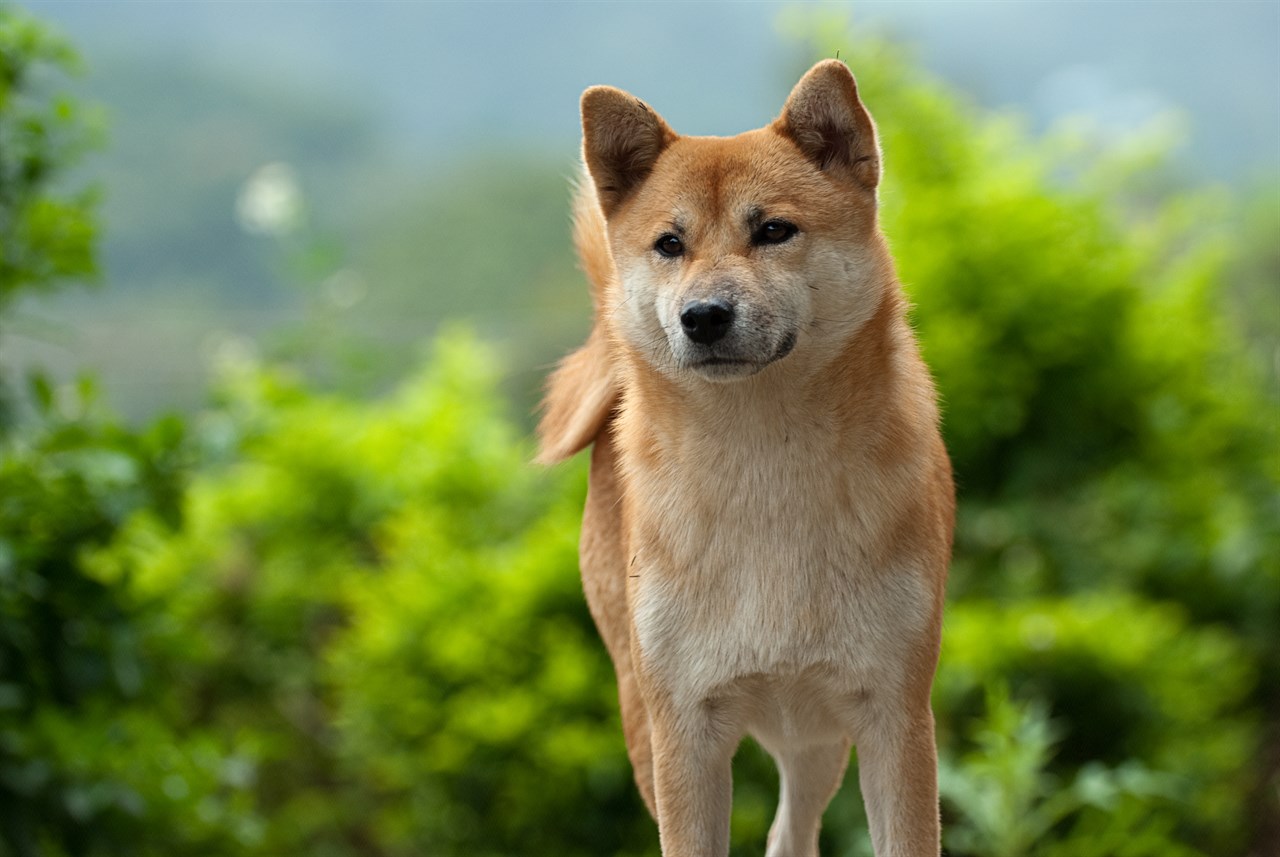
[26,0,1280,173]
[6,0,1279,420]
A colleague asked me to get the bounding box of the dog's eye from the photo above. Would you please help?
[754,220,798,246]
[655,234,684,258]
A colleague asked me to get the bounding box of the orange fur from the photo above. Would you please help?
[535,180,618,464]
[538,59,954,857]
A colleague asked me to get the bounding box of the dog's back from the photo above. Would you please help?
[539,60,953,857]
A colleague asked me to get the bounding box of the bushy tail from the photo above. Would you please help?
[534,178,619,464]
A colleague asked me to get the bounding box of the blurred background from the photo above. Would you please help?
[1,2,1276,856]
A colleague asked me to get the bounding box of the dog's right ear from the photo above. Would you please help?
[581,86,676,217]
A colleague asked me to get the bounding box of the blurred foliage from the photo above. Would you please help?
[939,683,1197,857]
[937,597,1254,853]
[0,6,99,428]
[88,334,652,856]
[0,377,218,855]
[2,6,1278,857]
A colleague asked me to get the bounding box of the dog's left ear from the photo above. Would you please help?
[774,59,880,191]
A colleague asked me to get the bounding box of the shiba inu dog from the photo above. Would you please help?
[537,59,954,857]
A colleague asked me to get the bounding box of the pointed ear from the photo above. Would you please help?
[581,86,677,217]
[774,59,880,190]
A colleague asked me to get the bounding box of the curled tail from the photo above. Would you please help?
[535,178,620,464]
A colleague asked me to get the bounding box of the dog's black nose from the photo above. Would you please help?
[680,299,735,345]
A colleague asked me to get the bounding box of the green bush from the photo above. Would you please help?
[939,683,1200,857]
[0,384,264,856]
[852,39,1279,622]
[0,7,99,427]
[90,334,653,856]
[939,597,1254,853]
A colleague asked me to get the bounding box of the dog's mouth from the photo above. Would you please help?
[695,357,755,367]
[685,331,798,379]
[772,331,798,361]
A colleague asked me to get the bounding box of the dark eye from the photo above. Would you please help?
[655,233,684,258]
[754,219,798,246]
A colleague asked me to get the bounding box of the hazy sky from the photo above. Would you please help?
[25,0,1280,182]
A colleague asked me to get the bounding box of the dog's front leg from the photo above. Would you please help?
[855,702,941,857]
[646,695,738,857]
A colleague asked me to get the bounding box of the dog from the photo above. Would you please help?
[536,59,954,857]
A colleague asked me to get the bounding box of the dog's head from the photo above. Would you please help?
[582,60,891,384]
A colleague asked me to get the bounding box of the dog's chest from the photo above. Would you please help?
[626,421,928,699]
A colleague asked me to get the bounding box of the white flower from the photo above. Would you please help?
[236,162,303,236]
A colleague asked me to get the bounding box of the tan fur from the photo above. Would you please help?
[537,59,954,857]
[535,184,618,464]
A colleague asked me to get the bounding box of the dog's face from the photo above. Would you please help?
[583,61,888,383]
